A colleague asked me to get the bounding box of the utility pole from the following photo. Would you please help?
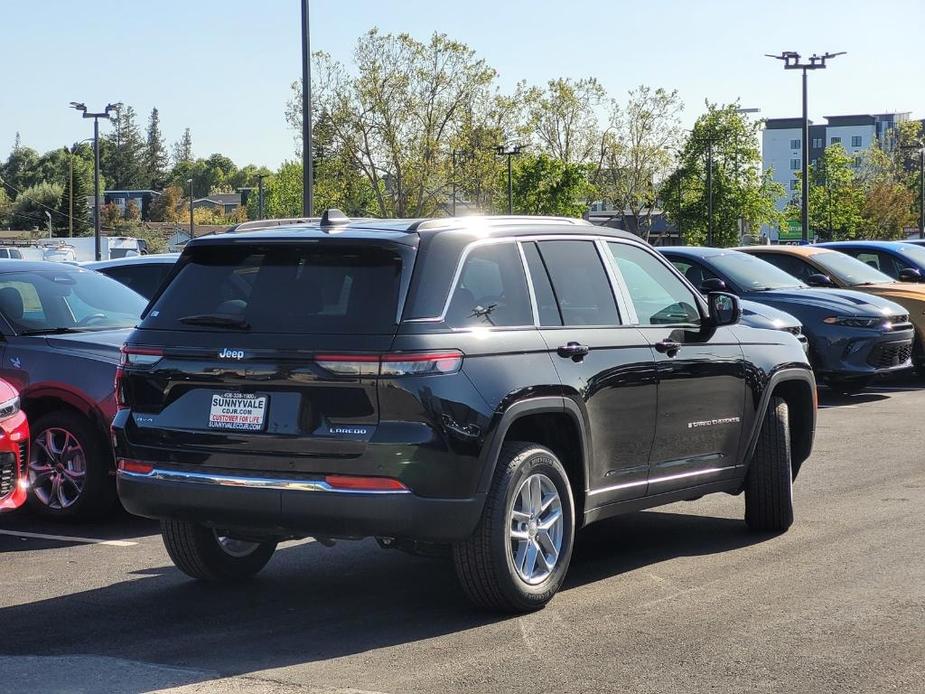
[495,145,523,214]
[44,211,52,239]
[301,0,313,217]
[766,51,845,243]
[706,141,714,246]
[70,101,121,260]
[68,148,73,237]
[256,174,267,219]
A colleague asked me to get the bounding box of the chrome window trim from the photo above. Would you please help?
[594,238,637,325]
[117,467,412,495]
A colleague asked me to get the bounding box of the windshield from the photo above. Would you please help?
[0,268,147,334]
[897,243,925,267]
[812,251,894,285]
[142,243,407,334]
[708,252,806,291]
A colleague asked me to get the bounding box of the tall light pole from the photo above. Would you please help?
[495,145,523,214]
[766,51,845,243]
[70,101,121,260]
[301,0,313,217]
[187,178,194,240]
[256,173,267,219]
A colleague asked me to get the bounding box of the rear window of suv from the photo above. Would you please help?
[142,243,405,334]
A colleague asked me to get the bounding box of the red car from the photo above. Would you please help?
[0,379,29,512]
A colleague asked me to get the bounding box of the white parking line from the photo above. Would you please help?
[0,529,138,546]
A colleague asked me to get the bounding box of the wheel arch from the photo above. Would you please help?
[477,397,590,523]
[20,388,114,469]
[743,368,817,480]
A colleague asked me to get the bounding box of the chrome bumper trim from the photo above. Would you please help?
[117,468,412,495]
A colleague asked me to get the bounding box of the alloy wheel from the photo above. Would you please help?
[214,531,261,558]
[509,473,564,585]
[28,427,86,510]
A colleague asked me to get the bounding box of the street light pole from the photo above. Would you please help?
[68,148,73,238]
[301,0,313,217]
[70,101,120,260]
[706,141,714,246]
[766,51,845,243]
[495,145,523,214]
[187,178,194,240]
[256,174,267,219]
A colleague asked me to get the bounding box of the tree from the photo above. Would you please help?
[100,201,122,228]
[104,105,145,189]
[526,77,606,164]
[663,103,785,247]
[143,108,169,189]
[801,143,865,240]
[10,182,64,230]
[172,128,193,165]
[0,187,12,228]
[291,30,498,217]
[245,161,303,219]
[57,147,94,235]
[595,85,683,240]
[148,185,183,223]
[507,153,592,216]
[0,145,41,192]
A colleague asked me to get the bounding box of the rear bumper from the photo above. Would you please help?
[117,466,485,542]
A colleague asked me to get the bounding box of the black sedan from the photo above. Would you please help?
[0,261,147,518]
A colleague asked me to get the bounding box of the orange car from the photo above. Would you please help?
[738,244,925,372]
[0,378,29,512]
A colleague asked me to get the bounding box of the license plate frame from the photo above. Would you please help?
[208,392,268,432]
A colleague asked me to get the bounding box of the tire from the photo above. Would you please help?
[27,410,116,520]
[453,442,575,612]
[161,519,277,582]
[744,396,794,533]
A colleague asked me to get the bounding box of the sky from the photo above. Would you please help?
[2,0,923,170]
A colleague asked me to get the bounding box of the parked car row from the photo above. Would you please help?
[2,215,925,613]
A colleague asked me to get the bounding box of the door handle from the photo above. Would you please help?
[557,342,590,361]
[654,339,681,356]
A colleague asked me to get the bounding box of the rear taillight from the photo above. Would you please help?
[115,346,164,408]
[323,474,408,492]
[117,459,154,475]
[314,351,463,377]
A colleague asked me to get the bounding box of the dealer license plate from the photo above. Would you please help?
[208,393,268,431]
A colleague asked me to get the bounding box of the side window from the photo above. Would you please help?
[610,243,701,326]
[521,242,561,326]
[852,251,902,278]
[446,242,533,328]
[754,253,816,282]
[536,240,620,326]
[0,280,46,325]
[668,257,719,292]
[10,250,22,259]
[104,265,170,300]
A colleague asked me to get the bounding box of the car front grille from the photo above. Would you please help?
[784,325,802,336]
[0,453,14,498]
[18,440,27,467]
[868,342,913,368]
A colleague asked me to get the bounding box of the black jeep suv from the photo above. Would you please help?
[113,213,816,612]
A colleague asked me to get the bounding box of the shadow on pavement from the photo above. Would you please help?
[0,505,160,553]
[0,509,771,690]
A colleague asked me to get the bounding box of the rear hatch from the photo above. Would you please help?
[119,239,415,470]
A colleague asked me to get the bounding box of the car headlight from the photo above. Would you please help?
[0,395,20,421]
[822,316,885,329]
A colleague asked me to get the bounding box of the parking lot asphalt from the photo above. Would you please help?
[1,377,924,694]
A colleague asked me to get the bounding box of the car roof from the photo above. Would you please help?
[189,215,639,248]
[735,245,831,257]
[82,253,180,270]
[816,240,910,250]
[0,259,91,274]
[657,246,748,259]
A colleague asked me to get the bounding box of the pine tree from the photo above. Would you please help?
[103,105,145,189]
[172,128,193,165]
[57,147,93,236]
[12,132,21,152]
[143,108,169,190]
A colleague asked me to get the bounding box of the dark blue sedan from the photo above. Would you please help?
[816,241,925,283]
[659,247,914,391]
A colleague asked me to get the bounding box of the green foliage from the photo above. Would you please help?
[245,161,304,219]
[148,185,183,223]
[506,154,592,216]
[103,105,145,189]
[143,108,169,190]
[0,187,12,228]
[663,103,784,247]
[526,78,606,164]
[57,148,94,235]
[172,128,193,165]
[10,182,64,230]
[0,145,41,192]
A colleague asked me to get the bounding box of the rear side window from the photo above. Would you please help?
[143,244,405,334]
[752,253,816,282]
[537,241,619,326]
[446,242,532,328]
[102,264,173,300]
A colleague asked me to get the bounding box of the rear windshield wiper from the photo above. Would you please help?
[18,327,86,336]
[178,313,251,330]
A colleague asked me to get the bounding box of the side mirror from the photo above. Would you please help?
[899,267,922,283]
[700,277,727,293]
[707,291,741,327]
[806,273,835,288]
